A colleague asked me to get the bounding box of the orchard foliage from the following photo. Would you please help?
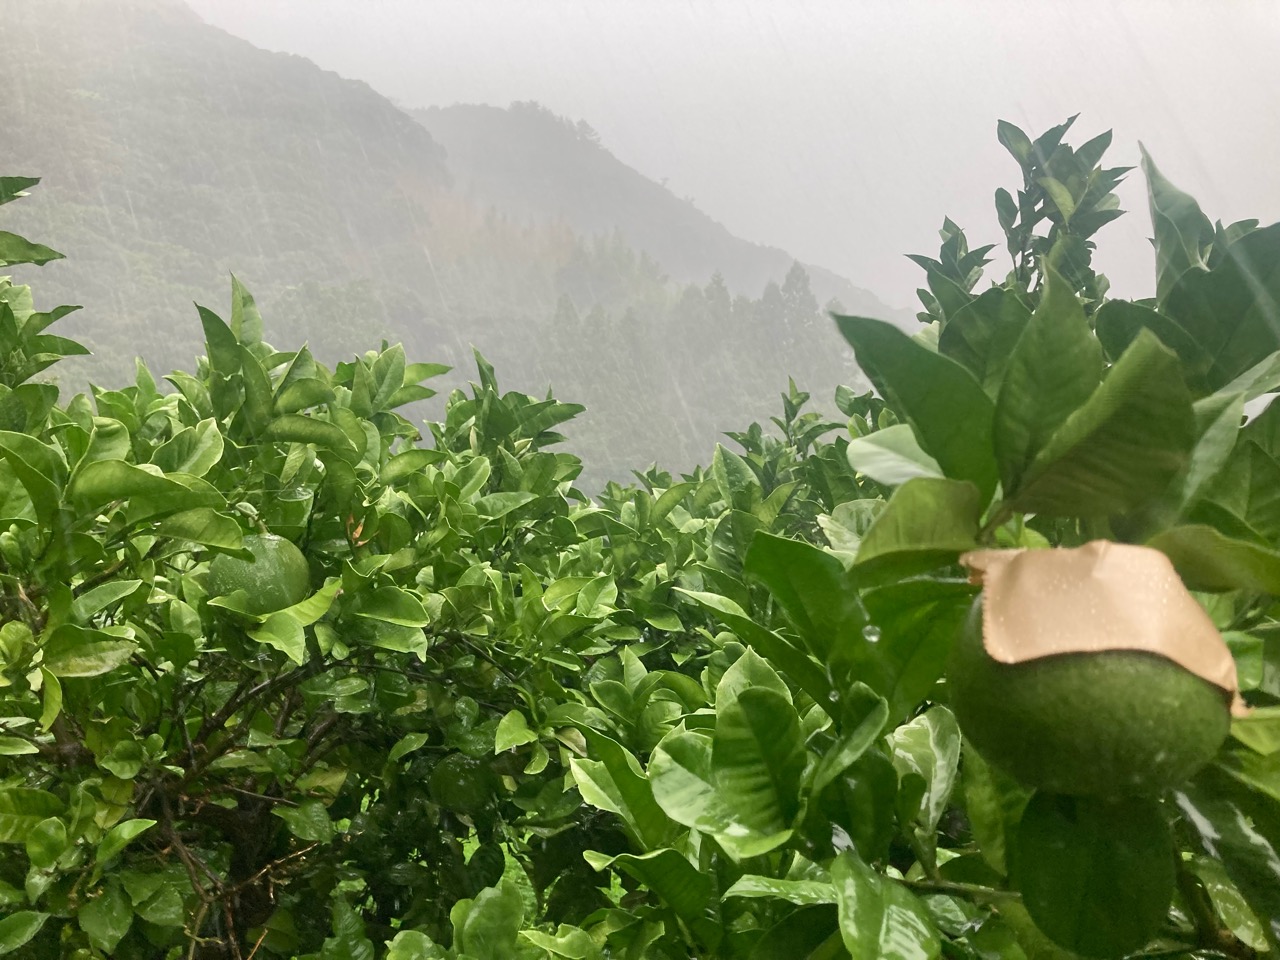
[0,120,1278,959]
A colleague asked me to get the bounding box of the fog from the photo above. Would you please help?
[185,0,1280,307]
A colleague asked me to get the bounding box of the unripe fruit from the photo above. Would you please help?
[207,533,310,616]
[948,598,1231,797]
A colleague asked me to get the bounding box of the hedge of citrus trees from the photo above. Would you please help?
[0,119,1277,959]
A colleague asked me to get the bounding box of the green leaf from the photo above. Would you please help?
[714,646,791,711]
[37,668,61,732]
[248,611,306,664]
[386,931,449,960]
[1176,767,1280,950]
[157,508,244,551]
[938,288,1032,398]
[455,880,525,960]
[677,590,833,711]
[854,478,981,582]
[1163,223,1280,389]
[860,580,975,726]
[78,881,133,954]
[229,274,264,344]
[712,687,806,835]
[25,817,67,870]
[712,443,761,512]
[1188,855,1271,953]
[1141,145,1213,303]
[0,231,63,266]
[41,626,138,678]
[744,532,863,664]
[70,459,223,511]
[809,690,890,797]
[1094,299,1213,391]
[1148,524,1280,593]
[381,448,446,485]
[995,263,1102,495]
[72,580,143,623]
[835,314,998,502]
[1014,792,1175,957]
[495,711,537,752]
[388,732,431,763]
[1038,177,1076,223]
[0,912,48,955]
[576,727,677,850]
[1009,330,1194,516]
[0,177,40,206]
[275,376,336,415]
[889,706,961,840]
[474,491,536,520]
[263,414,359,460]
[846,424,943,487]
[197,304,241,376]
[0,737,38,757]
[0,431,64,526]
[723,875,836,906]
[832,850,940,960]
[96,818,157,865]
[961,742,1032,876]
[272,799,333,842]
[648,731,787,860]
[584,849,719,947]
[352,586,430,627]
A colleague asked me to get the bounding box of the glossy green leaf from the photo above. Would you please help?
[25,817,67,870]
[744,532,863,664]
[648,730,789,861]
[1141,146,1213,303]
[995,263,1102,496]
[712,443,761,512]
[1148,524,1280,592]
[714,647,791,710]
[78,881,133,954]
[1176,767,1280,949]
[272,799,333,842]
[584,849,718,948]
[157,508,245,551]
[352,586,430,627]
[712,687,806,835]
[678,589,833,711]
[0,230,63,266]
[0,912,48,955]
[937,287,1032,398]
[846,424,943,486]
[386,930,449,960]
[723,875,836,906]
[889,706,961,839]
[576,728,676,849]
[1163,223,1280,389]
[1014,792,1175,957]
[835,314,997,502]
[832,850,940,960]
[96,818,157,865]
[1009,330,1194,516]
[854,478,981,582]
[454,880,525,960]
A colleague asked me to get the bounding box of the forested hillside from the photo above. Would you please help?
[1,0,901,485]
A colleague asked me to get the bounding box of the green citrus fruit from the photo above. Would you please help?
[207,533,310,615]
[948,598,1231,797]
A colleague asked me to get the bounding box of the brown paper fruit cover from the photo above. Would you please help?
[947,541,1240,797]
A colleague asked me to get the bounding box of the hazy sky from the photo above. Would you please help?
[186,0,1280,309]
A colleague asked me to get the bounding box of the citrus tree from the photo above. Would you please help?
[0,119,1277,960]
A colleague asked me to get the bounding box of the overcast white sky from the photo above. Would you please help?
[186,0,1280,308]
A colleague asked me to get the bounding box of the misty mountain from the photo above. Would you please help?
[2,0,894,483]
[415,102,888,314]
